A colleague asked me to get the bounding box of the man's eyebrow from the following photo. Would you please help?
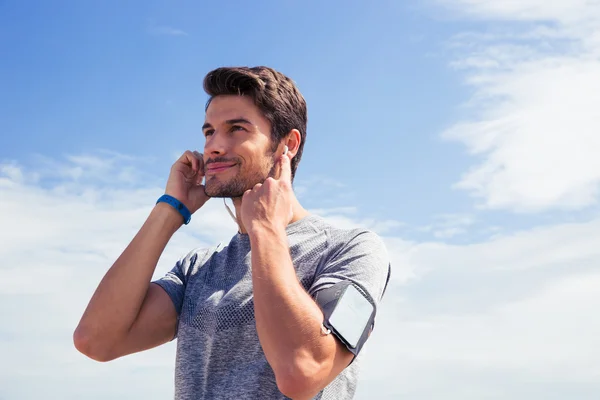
[202,118,253,131]
[226,118,253,126]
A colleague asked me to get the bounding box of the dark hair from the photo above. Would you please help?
[203,66,307,180]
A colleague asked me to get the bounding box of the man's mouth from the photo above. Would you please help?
[206,163,237,175]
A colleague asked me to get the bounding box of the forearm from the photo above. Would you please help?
[75,203,182,345]
[249,227,337,395]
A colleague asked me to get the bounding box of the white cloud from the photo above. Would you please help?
[294,175,349,200]
[313,211,403,236]
[1,153,599,399]
[0,162,23,183]
[357,217,600,399]
[440,0,600,213]
[438,0,600,24]
[418,213,476,239]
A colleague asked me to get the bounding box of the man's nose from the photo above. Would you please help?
[204,131,229,156]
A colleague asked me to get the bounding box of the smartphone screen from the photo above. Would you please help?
[328,284,374,348]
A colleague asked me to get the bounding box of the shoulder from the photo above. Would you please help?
[176,242,227,276]
[309,215,389,260]
[311,215,390,280]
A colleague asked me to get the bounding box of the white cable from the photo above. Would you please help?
[224,198,240,230]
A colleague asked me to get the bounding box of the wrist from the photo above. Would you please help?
[152,202,185,233]
[156,194,191,225]
[248,223,287,245]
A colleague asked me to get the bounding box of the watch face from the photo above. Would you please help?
[328,284,374,348]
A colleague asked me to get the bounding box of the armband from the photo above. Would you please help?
[314,281,376,357]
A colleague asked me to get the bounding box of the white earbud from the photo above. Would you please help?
[283,145,288,155]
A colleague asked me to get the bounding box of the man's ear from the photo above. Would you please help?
[284,129,301,158]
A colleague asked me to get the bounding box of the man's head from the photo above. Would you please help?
[201,66,307,198]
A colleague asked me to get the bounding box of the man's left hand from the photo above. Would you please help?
[241,152,294,235]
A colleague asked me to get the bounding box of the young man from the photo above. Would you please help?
[74,66,391,399]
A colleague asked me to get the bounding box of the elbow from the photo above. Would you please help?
[276,380,310,400]
[275,358,328,400]
[72,325,117,362]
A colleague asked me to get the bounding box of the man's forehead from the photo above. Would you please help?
[205,95,256,122]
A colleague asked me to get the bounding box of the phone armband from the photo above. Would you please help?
[314,281,376,357]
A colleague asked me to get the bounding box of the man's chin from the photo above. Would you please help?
[204,171,267,198]
[204,185,247,199]
[205,193,245,199]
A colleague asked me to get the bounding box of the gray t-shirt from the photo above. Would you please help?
[154,214,391,400]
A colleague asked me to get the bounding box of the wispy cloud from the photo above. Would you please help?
[440,0,600,213]
[419,213,476,239]
[311,207,404,236]
[438,0,600,25]
[357,216,600,398]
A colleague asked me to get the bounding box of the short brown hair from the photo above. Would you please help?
[203,66,307,180]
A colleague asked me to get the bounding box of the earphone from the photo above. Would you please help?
[283,145,288,155]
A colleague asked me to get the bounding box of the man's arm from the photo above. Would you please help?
[73,150,208,361]
[250,227,354,400]
[73,203,182,361]
[241,150,388,399]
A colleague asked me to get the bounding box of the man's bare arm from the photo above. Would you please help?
[73,150,208,361]
[250,227,354,400]
[73,203,182,361]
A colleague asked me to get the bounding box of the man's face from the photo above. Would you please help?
[202,95,279,198]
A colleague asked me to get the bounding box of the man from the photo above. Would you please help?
[73,66,391,399]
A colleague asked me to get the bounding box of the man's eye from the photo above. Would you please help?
[231,125,245,132]
[205,130,214,137]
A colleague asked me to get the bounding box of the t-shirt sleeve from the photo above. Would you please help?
[308,229,392,316]
[153,247,208,316]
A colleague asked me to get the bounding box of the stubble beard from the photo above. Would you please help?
[204,156,276,199]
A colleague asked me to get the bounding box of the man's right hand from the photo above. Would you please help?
[165,150,210,214]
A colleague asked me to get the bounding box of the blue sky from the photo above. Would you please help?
[1,0,474,230]
[2,0,600,399]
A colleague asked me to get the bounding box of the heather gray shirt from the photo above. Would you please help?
[154,214,391,400]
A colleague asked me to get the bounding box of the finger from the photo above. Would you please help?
[179,150,198,174]
[189,151,199,174]
[278,152,292,183]
[174,151,189,168]
[192,151,204,184]
[193,151,204,176]
[268,162,281,180]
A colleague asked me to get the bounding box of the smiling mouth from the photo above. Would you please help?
[206,164,236,175]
